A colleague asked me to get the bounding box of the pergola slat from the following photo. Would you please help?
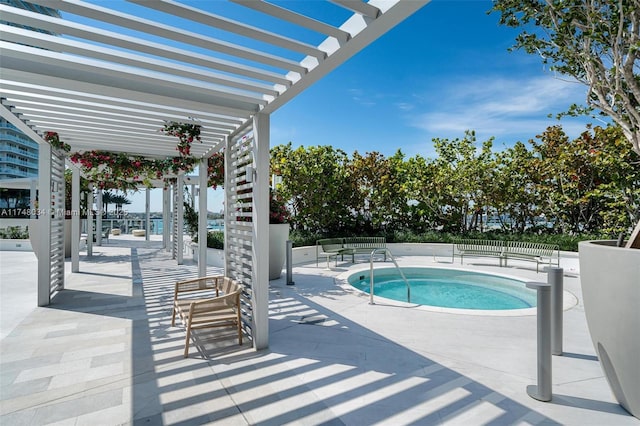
[231,0,351,43]
[0,25,282,97]
[330,0,381,18]
[0,84,245,126]
[1,60,258,119]
[128,0,327,58]
[26,0,309,73]
[6,102,239,133]
[0,5,294,86]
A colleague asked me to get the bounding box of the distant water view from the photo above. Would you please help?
[97,218,224,235]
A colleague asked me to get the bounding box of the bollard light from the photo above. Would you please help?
[548,267,564,356]
[526,281,552,402]
[286,240,294,285]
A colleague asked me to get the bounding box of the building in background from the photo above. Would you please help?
[0,0,61,180]
[0,118,39,179]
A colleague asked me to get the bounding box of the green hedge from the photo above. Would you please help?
[209,228,602,252]
[0,226,30,239]
[289,228,603,252]
[206,231,224,250]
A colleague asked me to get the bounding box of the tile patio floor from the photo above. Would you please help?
[1,235,638,425]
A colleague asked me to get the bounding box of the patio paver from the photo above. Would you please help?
[1,236,638,425]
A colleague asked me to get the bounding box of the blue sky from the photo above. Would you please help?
[121,0,596,213]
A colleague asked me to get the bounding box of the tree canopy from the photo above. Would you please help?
[271,124,639,242]
[491,0,640,155]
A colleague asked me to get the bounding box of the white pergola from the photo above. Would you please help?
[0,0,429,349]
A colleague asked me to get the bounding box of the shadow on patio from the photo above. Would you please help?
[1,242,636,425]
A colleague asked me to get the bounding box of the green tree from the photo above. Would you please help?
[492,142,541,232]
[427,132,497,233]
[111,193,131,218]
[492,0,640,155]
[348,150,415,233]
[532,124,640,234]
[101,191,115,217]
[401,154,433,233]
[270,143,354,234]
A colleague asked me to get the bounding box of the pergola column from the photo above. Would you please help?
[145,188,150,241]
[252,112,270,350]
[96,191,103,246]
[163,183,170,250]
[198,159,208,277]
[71,166,80,272]
[87,184,93,257]
[37,142,52,307]
[176,173,184,265]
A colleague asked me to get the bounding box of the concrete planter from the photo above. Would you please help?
[190,243,225,268]
[206,247,225,268]
[578,240,640,418]
[269,223,289,280]
[0,239,32,251]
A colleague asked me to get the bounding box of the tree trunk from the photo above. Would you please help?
[626,219,640,249]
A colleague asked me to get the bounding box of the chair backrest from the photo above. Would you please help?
[218,276,240,295]
[317,238,344,252]
[506,241,558,257]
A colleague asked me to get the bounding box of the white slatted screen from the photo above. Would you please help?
[225,125,256,341]
[49,149,65,296]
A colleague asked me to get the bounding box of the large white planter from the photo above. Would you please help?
[206,247,225,268]
[269,223,289,280]
[579,240,640,418]
[0,239,32,251]
[190,243,225,268]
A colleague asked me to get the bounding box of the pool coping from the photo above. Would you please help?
[335,262,579,317]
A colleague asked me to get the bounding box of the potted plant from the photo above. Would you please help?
[492,3,640,416]
[578,227,640,418]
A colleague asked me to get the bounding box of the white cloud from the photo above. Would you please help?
[347,88,377,107]
[409,75,591,144]
[394,102,414,111]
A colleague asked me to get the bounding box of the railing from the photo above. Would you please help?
[0,141,39,159]
[369,248,411,304]
[86,218,165,235]
[0,167,35,178]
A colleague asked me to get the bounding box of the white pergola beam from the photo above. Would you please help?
[262,0,430,114]
[27,0,307,73]
[0,102,47,145]
[0,68,254,121]
[331,0,381,18]
[128,0,326,58]
[232,0,351,43]
[1,43,268,111]
[0,25,281,98]
[1,86,244,127]
[0,4,294,85]
[15,111,228,141]
[9,104,237,135]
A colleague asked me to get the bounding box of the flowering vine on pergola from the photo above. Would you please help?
[45,122,225,191]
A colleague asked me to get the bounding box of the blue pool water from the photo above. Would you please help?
[348,267,536,310]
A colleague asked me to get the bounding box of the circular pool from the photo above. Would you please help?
[348,267,536,310]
